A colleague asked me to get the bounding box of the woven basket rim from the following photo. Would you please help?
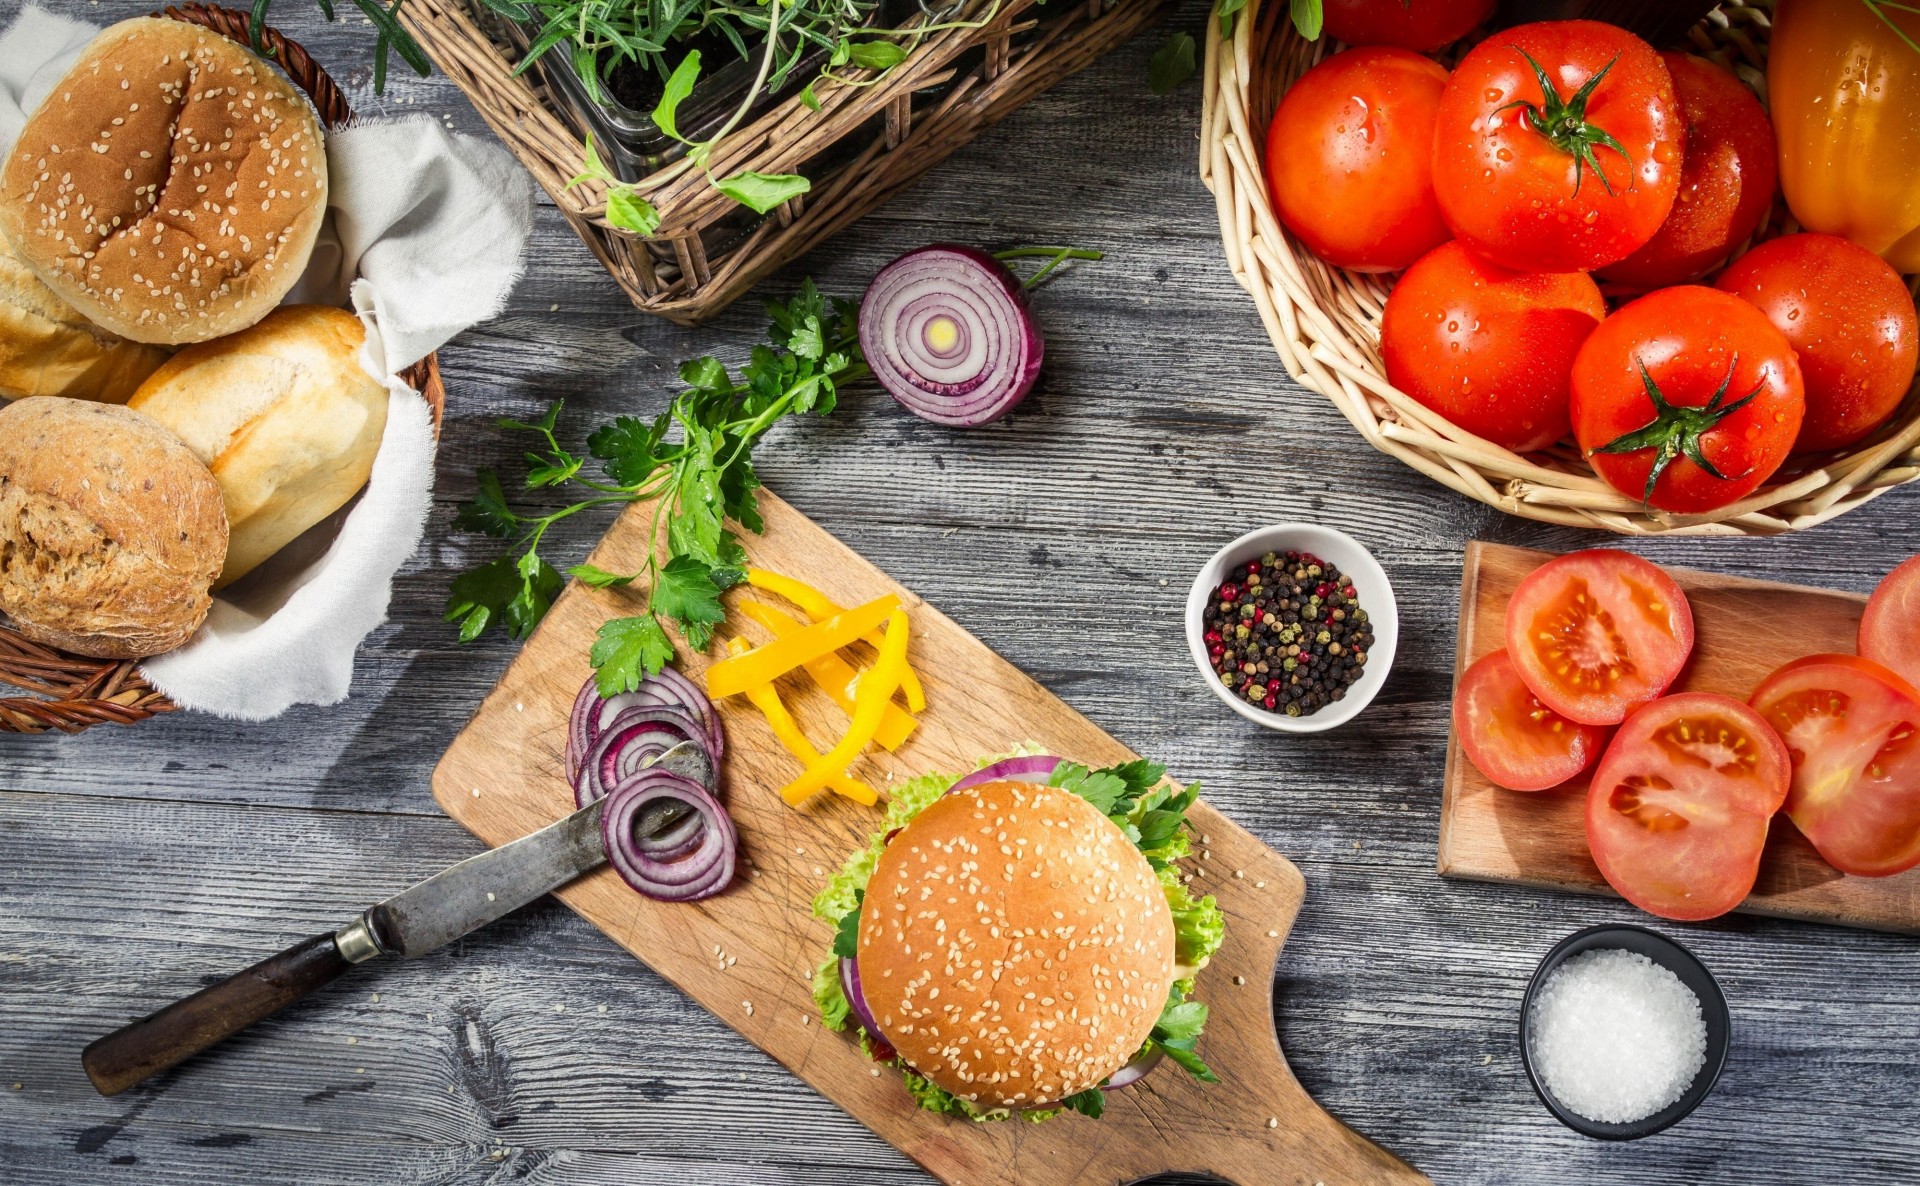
[0,3,447,734]
[1199,0,1920,537]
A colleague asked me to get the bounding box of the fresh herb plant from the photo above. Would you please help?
[445,280,865,694]
[245,0,431,93]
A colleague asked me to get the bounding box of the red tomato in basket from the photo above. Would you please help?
[1265,47,1453,272]
[1382,240,1605,452]
[1431,21,1683,273]
[1750,654,1920,878]
[1455,648,1611,791]
[1715,233,1920,453]
[1504,549,1694,727]
[1586,692,1790,920]
[1596,52,1777,291]
[1322,0,1495,51]
[1862,556,1920,691]
[1570,286,1804,513]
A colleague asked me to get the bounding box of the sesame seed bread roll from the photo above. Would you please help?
[0,397,227,658]
[128,305,387,588]
[0,233,172,402]
[0,17,328,346]
[856,780,1176,1110]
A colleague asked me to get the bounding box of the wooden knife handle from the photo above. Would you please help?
[82,932,354,1096]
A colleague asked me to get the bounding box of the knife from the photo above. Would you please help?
[80,742,712,1097]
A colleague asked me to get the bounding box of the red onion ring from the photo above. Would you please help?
[860,244,1043,428]
[1103,1047,1163,1091]
[579,706,706,807]
[600,770,736,901]
[839,956,896,1061]
[566,677,601,781]
[567,670,726,786]
[948,755,1061,796]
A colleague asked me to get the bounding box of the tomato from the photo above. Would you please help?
[1321,0,1494,52]
[1862,555,1920,691]
[1570,286,1805,513]
[1381,241,1604,451]
[1505,549,1694,727]
[1596,53,1777,291]
[1586,693,1791,921]
[1455,648,1611,791]
[1715,233,1920,453]
[1750,654,1920,878]
[1431,21,1682,273]
[1266,47,1453,272]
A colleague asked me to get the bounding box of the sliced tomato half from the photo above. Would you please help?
[1506,550,1696,726]
[1750,654,1920,878]
[1455,649,1611,791]
[1586,693,1791,921]
[1861,555,1920,692]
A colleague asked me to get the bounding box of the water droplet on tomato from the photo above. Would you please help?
[1447,319,1459,332]
[1495,147,1512,162]
[1484,88,1503,103]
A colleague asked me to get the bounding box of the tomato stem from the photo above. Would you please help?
[1500,49,1633,196]
[1593,356,1765,505]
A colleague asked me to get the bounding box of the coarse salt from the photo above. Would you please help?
[1528,948,1706,1124]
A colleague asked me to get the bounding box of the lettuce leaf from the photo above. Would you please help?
[1159,865,1226,969]
[812,953,851,1032]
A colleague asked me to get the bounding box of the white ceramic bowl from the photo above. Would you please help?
[1184,524,1399,733]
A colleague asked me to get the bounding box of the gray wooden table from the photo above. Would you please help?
[3,2,1916,1182]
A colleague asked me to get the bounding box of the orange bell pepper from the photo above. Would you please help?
[726,639,878,807]
[704,594,899,700]
[780,608,910,804]
[745,568,927,713]
[1771,0,1920,271]
[735,601,917,751]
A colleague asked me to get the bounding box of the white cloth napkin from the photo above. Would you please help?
[0,6,534,720]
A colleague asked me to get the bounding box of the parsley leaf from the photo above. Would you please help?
[831,889,864,959]
[589,615,675,697]
[454,469,519,538]
[653,555,729,650]
[589,413,671,488]
[1060,1088,1105,1119]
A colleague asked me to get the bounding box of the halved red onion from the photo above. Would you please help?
[600,770,736,901]
[1103,1047,1163,1091]
[949,755,1062,796]
[860,244,1043,428]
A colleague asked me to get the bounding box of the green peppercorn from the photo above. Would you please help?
[1317,629,1332,644]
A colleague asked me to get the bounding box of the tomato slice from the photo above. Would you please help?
[1505,550,1695,726]
[1455,649,1611,791]
[1861,555,1920,691]
[1750,654,1920,878]
[1585,693,1791,921]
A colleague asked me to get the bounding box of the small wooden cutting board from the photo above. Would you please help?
[434,490,1425,1186]
[1439,540,1920,934]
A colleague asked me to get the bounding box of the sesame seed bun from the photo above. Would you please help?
[0,17,328,346]
[856,779,1176,1110]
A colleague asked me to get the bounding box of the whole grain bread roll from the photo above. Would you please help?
[129,304,388,587]
[0,398,227,658]
[0,233,171,402]
[0,17,328,346]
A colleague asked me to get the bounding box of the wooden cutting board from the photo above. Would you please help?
[1439,540,1920,934]
[433,491,1425,1186]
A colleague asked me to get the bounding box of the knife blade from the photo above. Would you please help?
[81,740,710,1096]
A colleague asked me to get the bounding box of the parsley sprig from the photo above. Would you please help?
[445,281,865,694]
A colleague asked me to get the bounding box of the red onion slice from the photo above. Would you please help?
[949,755,1062,796]
[579,706,705,807]
[1103,1047,1163,1091]
[566,677,601,782]
[567,669,727,788]
[839,956,896,1061]
[649,665,725,760]
[600,771,736,901]
[860,244,1043,428]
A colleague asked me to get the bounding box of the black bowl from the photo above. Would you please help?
[1518,924,1731,1140]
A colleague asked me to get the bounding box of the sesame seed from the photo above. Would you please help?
[1267,1117,1279,1129]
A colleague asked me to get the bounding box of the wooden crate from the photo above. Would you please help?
[402,0,1170,324]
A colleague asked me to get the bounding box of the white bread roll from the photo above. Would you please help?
[0,233,170,402]
[0,17,328,346]
[129,305,388,587]
[0,397,227,658]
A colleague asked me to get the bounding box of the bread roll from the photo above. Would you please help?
[0,17,328,346]
[0,397,227,658]
[0,233,170,402]
[129,305,388,587]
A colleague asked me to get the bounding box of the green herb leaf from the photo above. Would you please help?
[714,171,812,214]
[590,614,676,694]
[568,563,636,588]
[1157,1040,1220,1083]
[589,414,669,487]
[831,889,864,959]
[454,469,519,538]
[1060,1088,1105,1119]
[1148,32,1196,94]
[1155,999,1208,1043]
[845,40,909,70]
[799,81,822,111]
[652,50,703,143]
[1289,0,1324,39]
[1218,0,1250,36]
[653,555,729,649]
[604,188,662,235]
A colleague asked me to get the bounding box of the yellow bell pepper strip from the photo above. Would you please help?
[726,639,878,807]
[1771,0,1920,271]
[745,568,927,713]
[780,607,910,805]
[704,594,899,700]
[735,601,917,751]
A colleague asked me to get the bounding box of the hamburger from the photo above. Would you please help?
[812,755,1225,1119]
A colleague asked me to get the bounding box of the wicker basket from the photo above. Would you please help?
[0,4,447,734]
[402,0,1170,325]
[1200,0,1920,536]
